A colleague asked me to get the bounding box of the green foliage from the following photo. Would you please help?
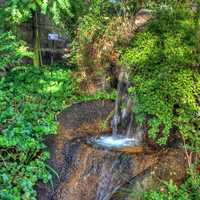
[76,0,143,44]
[77,0,112,57]
[0,32,32,71]
[0,64,79,199]
[75,0,139,67]
[1,0,86,30]
[77,89,116,102]
[121,2,200,146]
[0,30,114,198]
[78,0,105,44]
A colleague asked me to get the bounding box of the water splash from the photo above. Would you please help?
[92,135,139,149]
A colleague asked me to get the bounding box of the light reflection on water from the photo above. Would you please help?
[90,135,140,149]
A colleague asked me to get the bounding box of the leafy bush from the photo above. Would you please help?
[121,2,200,146]
[0,64,79,199]
[0,32,32,71]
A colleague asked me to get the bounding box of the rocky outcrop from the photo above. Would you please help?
[37,100,188,200]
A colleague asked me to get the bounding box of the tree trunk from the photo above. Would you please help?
[32,10,41,67]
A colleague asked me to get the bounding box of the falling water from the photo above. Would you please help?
[111,68,136,138]
[89,67,144,149]
[111,68,130,136]
[93,71,144,199]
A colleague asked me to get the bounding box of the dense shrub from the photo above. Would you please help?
[121,3,200,147]
[0,35,78,199]
[0,32,32,71]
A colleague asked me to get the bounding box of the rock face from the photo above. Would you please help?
[111,149,187,200]
[37,100,188,200]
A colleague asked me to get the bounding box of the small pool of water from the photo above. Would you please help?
[88,135,140,149]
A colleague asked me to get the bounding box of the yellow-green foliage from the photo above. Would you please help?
[121,2,200,146]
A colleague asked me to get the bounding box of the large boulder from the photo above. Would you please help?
[37,100,187,200]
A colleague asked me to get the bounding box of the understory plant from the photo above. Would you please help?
[0,64,80,199]
[0,32,79,199]
[0,32,32,72]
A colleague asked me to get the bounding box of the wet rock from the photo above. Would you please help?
[154,149,187,184]
[58,100,114,140]
[111,149,187,200]
[54,146,157,200]
[37,101,188,200]
[37,100,114,199]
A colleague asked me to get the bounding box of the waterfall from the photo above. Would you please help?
[89,67,144,149]
[111,68,134,137]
